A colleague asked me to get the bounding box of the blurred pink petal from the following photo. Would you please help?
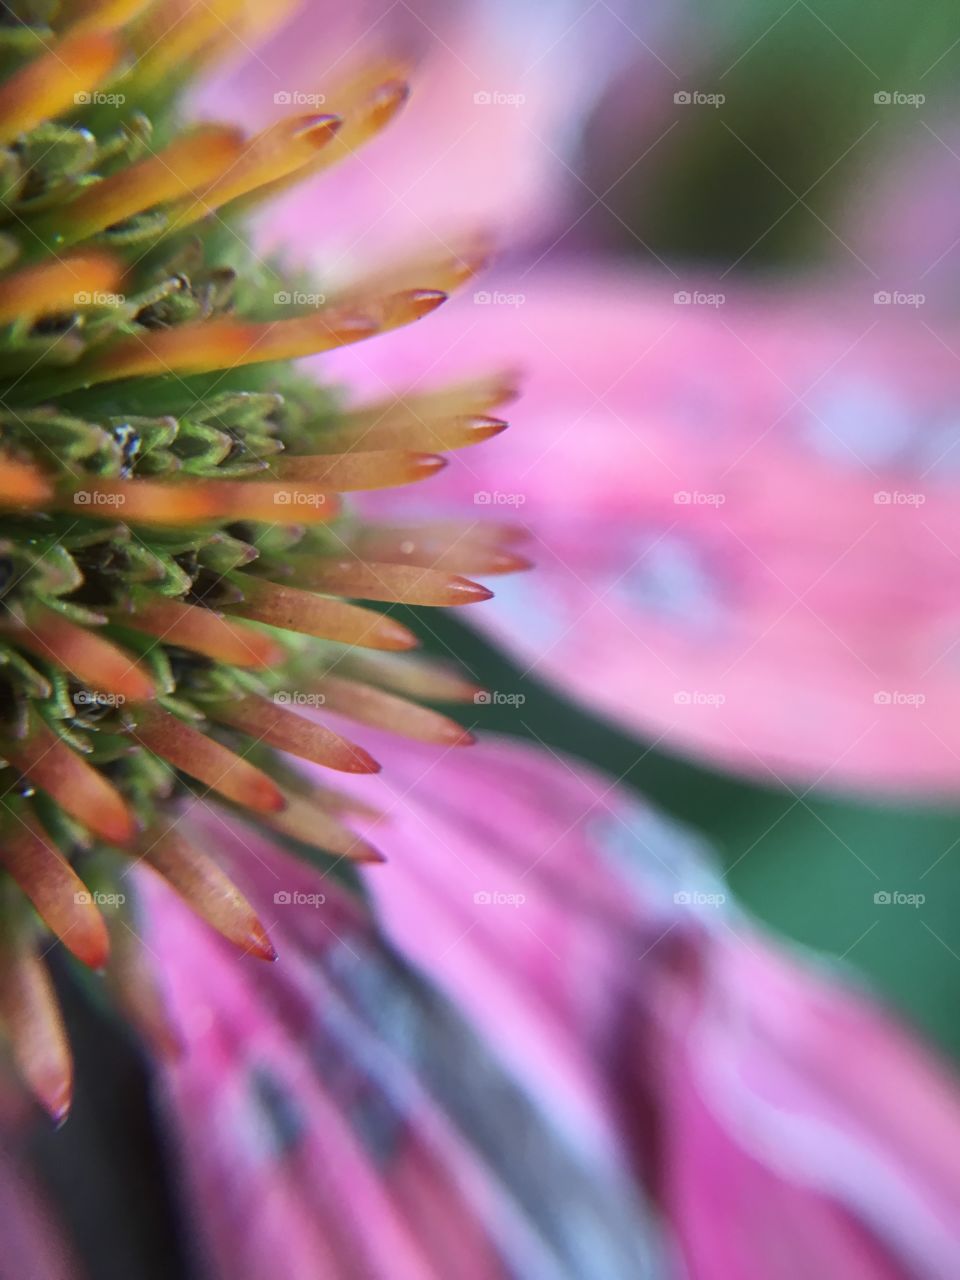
[142,733,960,1278]
[623,930,960,1279]
[322,267,960,792]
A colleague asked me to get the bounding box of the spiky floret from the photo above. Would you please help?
[0,0,525,1119]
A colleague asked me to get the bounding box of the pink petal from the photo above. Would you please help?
[624,931,960,1278]
[324,267,960,791]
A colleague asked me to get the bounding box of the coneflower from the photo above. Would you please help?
[0,0,523,1120]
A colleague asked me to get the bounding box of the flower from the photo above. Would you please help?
[1,6,959,1280]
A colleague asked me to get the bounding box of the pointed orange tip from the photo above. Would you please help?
[252,779,289,813]
[413,453,447,478]
[72,929,110,974]
[247,928,278,963]
[448,577,494,604]
[378,288,448,331]
[344,746,382,775]
[404,289,447,321]
[466,415,509,441]
[293,113,343,144]
[44,1080,73,1126]
[354,843,387,864]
